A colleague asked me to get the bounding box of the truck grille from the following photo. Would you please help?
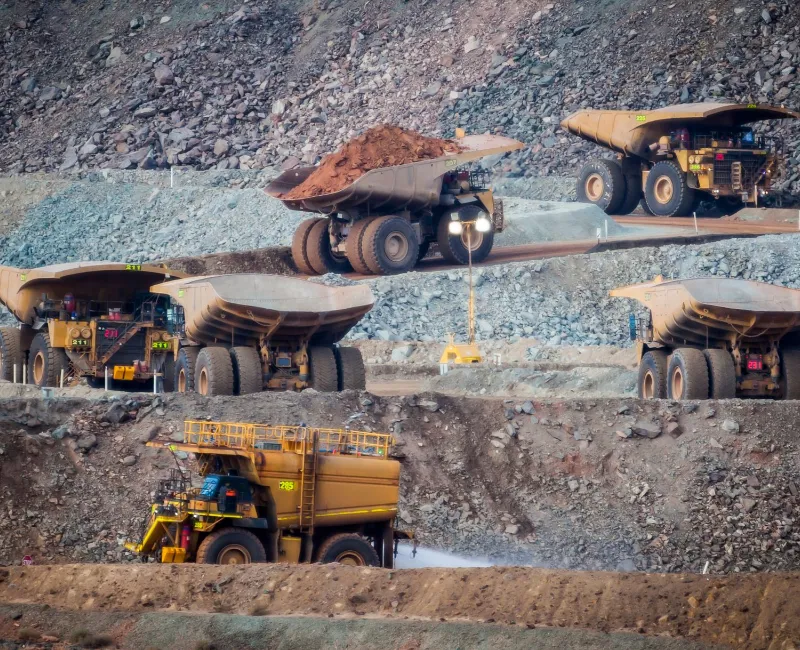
[713,154,767,190]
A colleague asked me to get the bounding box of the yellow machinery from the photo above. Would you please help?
[125,420,409,567]
[562,103,800,217]
[611,277,800,400]
[0,262,184,388]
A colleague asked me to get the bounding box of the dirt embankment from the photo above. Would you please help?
[1,564,798,650]
[283,125,461,198]
[1,392,800,577]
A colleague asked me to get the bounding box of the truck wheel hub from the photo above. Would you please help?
[178,369,187,392]
[655,177,674,204]
[461,230,484,251]
[198,368,209,395]
[384,232,409,262]
[642,370,655,398]
[671,366,684,398]
[585,173,604,201]
[334,550,366,566]
[218,544,251,565]
[33,352,45,384]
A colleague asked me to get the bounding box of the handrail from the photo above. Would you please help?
[183,420,393,458]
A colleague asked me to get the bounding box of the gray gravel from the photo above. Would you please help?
[349,233,800,346]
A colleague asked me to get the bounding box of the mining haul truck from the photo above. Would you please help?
[151,273,373,395]
[0,262,185,389]
[561,103,800,217]
[0,263,372,395]
[266,133,524,276]
[126,419,409,567]
[611,277,800,400]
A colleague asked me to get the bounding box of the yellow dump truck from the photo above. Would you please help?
[126,420,408,567]
[611,277,800,400]
[0,263,372,394]
[266,133,524,275]
[562,103,800,217]
[0,262,184,388]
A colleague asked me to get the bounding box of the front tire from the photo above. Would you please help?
[28,332,68,388]
[436,204,494,265]
[196,528,266,565]
[194,346,235,396]
[667,348,709,400]
[576,158,626,214]
[644,161,695,217]
[363,216,419,275]
[638,350,668,399]
[315,533,380,567]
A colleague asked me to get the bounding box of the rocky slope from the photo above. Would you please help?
[2,0,799,196]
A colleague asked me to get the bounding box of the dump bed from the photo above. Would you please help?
[152,274,374,346]
[561,103,800,158]
[0,262,184,324]
[611,277,800,347]
[265,134,524,215]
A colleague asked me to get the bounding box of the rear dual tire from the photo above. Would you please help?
[639,347,735,400]
[0,327,23,382]
[291,218,351,276]
[309,345,366,391]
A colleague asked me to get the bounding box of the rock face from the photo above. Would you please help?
[1,1,800,197]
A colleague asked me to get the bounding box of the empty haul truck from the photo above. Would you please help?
[612,276,800,400]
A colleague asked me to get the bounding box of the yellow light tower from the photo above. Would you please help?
[439,213,492,365]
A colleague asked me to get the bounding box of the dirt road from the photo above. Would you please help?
[0,564,797,649]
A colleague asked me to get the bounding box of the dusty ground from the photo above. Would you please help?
[0,564,798,649]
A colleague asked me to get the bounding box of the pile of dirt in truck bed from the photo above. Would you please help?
[282,125,461,199]
[1,564,799,649]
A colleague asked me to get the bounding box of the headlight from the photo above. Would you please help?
[161,332,172,342]
[70,327,80,338]
[80,328,91,339]
[448,220,463,235]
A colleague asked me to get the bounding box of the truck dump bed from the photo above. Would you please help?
[0,262,184,324]
[611,277,800,347]
[152,274,374,347]
[561,103,799,158]
[265,134,524,215]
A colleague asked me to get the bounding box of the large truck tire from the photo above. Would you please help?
[417,240,431,262]
[308,345,338,392]
[639,198,655,215]
[28,332,68,388]
[346,218,375,275]
[315,533,380,567]
[194,346,235,396]
[306,218,351,275]
[196,528,266,564]
[576,159,626,214]
[637,349,668,399]
[703,349,736,399]
[667,348,709,400]
[362,215,419,275]
[644,161,695,217]
[230,346,263,395]
[175,347,201,393]
[0,327,22,382]
[780,348,800,400]
[291,218,321,275]
[436,204,494,265]
[335,346,366,390]
[617,173,643,216]
[161,353,175,393]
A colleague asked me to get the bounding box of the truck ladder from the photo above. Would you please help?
[97,300,156,366]
[298,428,318,538]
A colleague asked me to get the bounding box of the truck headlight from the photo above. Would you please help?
[81,328,91,339]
